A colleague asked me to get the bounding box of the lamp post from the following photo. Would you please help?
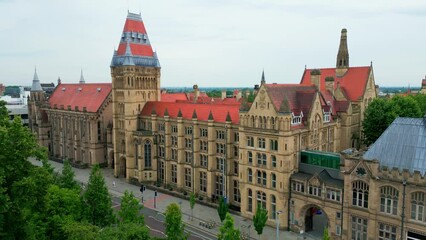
[276,210,283,240]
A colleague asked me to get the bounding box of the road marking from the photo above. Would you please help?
[146,225,166,237]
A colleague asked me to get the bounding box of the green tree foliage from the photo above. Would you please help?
[363,96,423,146]
[253,204,268,238]
[118,190,145,225]
[391,95,422,118]
[98,223,151,240]
[59,160,80,191]
[62,220,100,240]
[83,164,116,227]
[217,212,240,240]
[189,192,195,221]
[217,196,229,222]
[323,227,330,240]
[409,94,426,115]
[362,98,397,146]
[44,185,83,239]
[165,203,188,240]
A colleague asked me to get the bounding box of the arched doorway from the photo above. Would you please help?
[119,157,126,178]
[304,206,328,238]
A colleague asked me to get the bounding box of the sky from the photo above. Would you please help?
[1,0,426,88]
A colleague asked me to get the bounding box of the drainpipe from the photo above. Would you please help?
[340,180,344,239]
[287,178,291,231]
[401,180,407,240]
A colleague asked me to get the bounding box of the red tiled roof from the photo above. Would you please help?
[48,83,112,113]
[161,93,188,102]
[141,102,240,124]
[117,43,153,57]
[265,84,316,112]
[123,19,147,33]
[300,67,371,101]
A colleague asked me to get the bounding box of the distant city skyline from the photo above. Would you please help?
[1,0,425,87]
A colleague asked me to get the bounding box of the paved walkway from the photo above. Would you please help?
[31,159,315,240]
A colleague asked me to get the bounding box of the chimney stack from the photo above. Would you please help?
[310,69,321,90]
[325,76,334,94]
[221,89,226,100]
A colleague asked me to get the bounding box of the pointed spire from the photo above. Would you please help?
[164,108,169,117]
[261,70,266,84]
[31,67,43,91]
[177,108,182,118]
[79,69,85,84]
[123,38,135,66]
[192,109,197,119]
[336,28,349,68]
[226,112,232,122]
[208,110,214,121]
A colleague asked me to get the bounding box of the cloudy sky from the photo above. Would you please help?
[1,0,425,88]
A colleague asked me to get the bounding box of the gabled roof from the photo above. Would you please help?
[48,83,112,113]
[300,66,371,101]
[140,102,240,124]
[265,84,317,116]
[363,117,426,174]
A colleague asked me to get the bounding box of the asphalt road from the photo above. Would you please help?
[111,196,217,240]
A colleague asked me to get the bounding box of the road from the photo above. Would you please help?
[111,196,217,240]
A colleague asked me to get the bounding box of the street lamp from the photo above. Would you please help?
[276,210,283,240]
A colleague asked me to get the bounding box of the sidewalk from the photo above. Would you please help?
[31,159,315,240]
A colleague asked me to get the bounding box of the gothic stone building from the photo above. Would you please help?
[28,12,391,239]
[29,71,113,166]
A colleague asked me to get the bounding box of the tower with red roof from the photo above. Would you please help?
[111,12,161,179]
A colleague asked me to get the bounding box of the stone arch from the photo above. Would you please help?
[300,204,329,236]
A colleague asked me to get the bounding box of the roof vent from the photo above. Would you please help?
[62,87,66,91]
[327,101,331,105]
[97,88,101,92]
[78,87,82,92]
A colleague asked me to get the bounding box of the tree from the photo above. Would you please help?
[189,192,195,221]
[62,220,100,240]
[83,164,116,227]
[217,212,240,240]
[165,203,188,240]
[253,204,268,239]
[410,94,426,114]
[217,196,229,222]
[44,185,83,239]
[59,160,80,191]
[362,98,396,146]
[323,227,330,240]
[98,223,150,240]
[118,190,144,225]
[391,95,422,118]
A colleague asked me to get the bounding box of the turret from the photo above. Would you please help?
[336,28,349,76]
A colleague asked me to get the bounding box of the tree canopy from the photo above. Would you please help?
[218,212,240,240]
[253,204,268,237]
[165,203,188,240]
[217,196,229,222]
[363,95,423,146]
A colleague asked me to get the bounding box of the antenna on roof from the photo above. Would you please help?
[305,64,307,70]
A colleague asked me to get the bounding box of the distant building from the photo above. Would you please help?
[421,76,426,94]
[1,86,30,125]
[0,83,5,96]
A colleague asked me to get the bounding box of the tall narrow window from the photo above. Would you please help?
[144,141,152,168]
[257,191,267,209]
[352,181,369,208]
[271,173,276,188]
[199,172,207,192]
[171,164,177,183]
[248,151,253,164]
[411,192,426,222]
[380,186,398,215]
[248,189,253,212]
[271,195,276,219]
[185,168,192,188]
[351,216,367,240]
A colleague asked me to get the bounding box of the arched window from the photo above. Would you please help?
[248,151,253,164]
[380,186,399,215]
[271,173,276,188]
[352,181,369,208]
[248,189,253,212]
[144,141,152,168]
[248,168,252,182]
[271,195,276,219]
[257,191,267,209]
[271,117,276,130]
[411,192,426,222]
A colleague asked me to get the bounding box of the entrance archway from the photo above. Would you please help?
[119,157,126,178]
[304,206,328,238]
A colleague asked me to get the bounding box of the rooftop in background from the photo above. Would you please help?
[363,117,426,174]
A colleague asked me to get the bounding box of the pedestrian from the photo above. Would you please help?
[113,181,116,188]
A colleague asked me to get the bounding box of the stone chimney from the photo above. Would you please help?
[236,90,242,101]
[310,69,321,90]
[221,89,226,100]
[325,76,334,94]
[193,84,199,101]
[245,90,250,98]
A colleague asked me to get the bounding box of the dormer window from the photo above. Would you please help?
[291,111,303,125]
[323,111,331,123]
